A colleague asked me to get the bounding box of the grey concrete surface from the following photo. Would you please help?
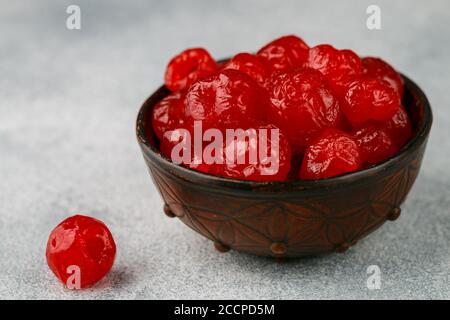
[1,0,449,299]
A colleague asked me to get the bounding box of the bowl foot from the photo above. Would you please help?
[270,242,287,255]
[163,204,176,218]
[387,207,401,221]
[335,243,350,253]
[335,239,357,253]
[214,242,230,253]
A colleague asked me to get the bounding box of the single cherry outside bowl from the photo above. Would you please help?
[136,73,432,258]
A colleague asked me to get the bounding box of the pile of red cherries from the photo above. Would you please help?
[152,35,412,181]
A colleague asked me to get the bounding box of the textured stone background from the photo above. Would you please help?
[1,0,449,299]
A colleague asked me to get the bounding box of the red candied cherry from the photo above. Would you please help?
[306,44,362,96]
[160,127,190,160]
[164,48,218,91]
[300,128,362,180]
[343,78,401,125]
[152,91,186,140]
[221,53,269,86]
[185,69,264,131]
[334,49,363,94]
[362,57,404,97]
[380,105,412,148]
[216,124,292,181]
[257,35,309,71]
[160,128,214,175]
[351,124,397,166]
[46,215,116,289]
[268,67,343,150]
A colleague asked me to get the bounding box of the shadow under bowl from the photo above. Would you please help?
[136,74,432,258]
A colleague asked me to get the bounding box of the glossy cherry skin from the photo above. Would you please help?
[306,45,362,97]
[362,57,404,97]
[46,215,116,289]
[257,35,309,71]
[215,124,292,181]
[160,128,213,174]
[221,52,269,86]
[164,48,218,91]
[380,104,412,148]
[160,128,191,161]
[352,124,398,166]
[159,128,210,172]
[152,91,186,140]
[300,128,362,180]
[185,69,264,131]
[343,78,401,125]
[268,67,343,151]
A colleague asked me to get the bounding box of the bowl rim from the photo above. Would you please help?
[136,73,432,189]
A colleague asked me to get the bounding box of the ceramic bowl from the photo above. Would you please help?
[136,74,432,257]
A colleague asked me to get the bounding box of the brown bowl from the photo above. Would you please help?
[136,74,432,257]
